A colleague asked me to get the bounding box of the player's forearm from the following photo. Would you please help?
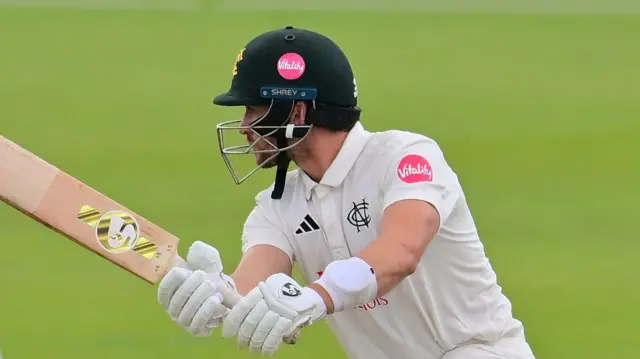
[231,244,293,295]
[310,240,422,315]
[356,239,422,297]
[232,271,273,296]
[312,201,440,314]
[310,241,421,314]
[360,200,440,296]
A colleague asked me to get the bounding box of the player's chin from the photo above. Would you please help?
[257,155,278,169]
[261,160,278,169]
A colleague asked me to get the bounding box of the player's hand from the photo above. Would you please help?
[222,273,327,356]
[157,241,237,337]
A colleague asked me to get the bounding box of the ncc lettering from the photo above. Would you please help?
[317,271,389,311]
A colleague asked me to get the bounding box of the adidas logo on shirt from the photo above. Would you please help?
[295,214,320,234]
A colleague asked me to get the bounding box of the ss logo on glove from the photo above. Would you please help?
[281,282,302,297]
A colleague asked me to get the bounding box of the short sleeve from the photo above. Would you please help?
[241,196,295,265]
[381,139,461,229]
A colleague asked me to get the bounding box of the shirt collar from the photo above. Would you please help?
[300,122,371,199]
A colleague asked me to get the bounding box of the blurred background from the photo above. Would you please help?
[0,1,638,358]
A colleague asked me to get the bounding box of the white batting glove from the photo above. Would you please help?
[157,241,237,337]
[222,273,327,356]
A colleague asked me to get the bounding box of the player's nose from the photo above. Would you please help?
[239,116,254,134]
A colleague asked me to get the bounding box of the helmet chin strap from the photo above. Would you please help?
[271,123,312,199]
[271,133,290,199]
[258,99,307,200]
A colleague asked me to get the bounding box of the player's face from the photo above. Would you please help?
[240,105,278,168]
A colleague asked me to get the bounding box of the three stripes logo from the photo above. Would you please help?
[295,214,320,235]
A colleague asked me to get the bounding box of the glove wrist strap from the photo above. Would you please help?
[314,257,378,313]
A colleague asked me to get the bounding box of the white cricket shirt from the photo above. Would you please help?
[241,122,526,359]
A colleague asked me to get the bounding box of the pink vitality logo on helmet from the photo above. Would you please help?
[277,53,306,80]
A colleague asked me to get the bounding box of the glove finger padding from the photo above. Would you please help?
[262,317,293,357]
[222,286,264,339]
[168,270,207,319]
[188,295,227,337]
[176,279,217,328]
[249,311,280,354]
[158,267,191,313]
[237,300,270,349]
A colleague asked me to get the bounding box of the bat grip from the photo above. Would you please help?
[172,255,242,308]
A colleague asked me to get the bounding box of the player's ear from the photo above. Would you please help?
[290,100,307,126]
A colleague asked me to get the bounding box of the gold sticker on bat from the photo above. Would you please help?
[77,205,158,259]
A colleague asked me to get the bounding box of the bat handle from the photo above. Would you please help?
[172,255,242,308]
[217,280,242,308]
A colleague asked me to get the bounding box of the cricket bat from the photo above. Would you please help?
[0,135,241,307]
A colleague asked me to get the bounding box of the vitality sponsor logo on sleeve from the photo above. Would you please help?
[397,154,433,183]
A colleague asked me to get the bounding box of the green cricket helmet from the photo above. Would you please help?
[214,26,360,199]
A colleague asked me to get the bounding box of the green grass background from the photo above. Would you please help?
[0,4,638,359]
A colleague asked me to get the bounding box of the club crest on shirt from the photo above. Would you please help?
[347,198,371,233]
[397,154,433,183]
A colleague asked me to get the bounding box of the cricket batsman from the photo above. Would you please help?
[157,26,537,359]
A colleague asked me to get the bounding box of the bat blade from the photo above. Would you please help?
[0,135,180,284]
